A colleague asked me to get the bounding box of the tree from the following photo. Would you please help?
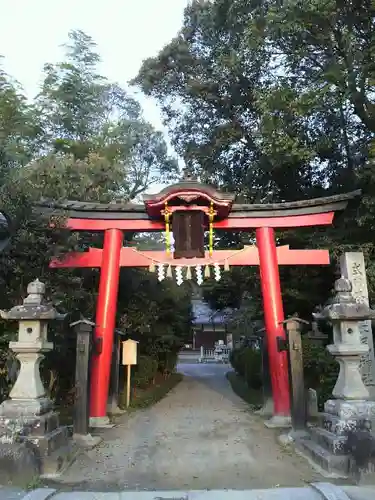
[133,0,366,201]
[0,64,40,178]
[133,0,374,315]
[36,30,178,198]
[0,30,189,404]
[263,0,375,134]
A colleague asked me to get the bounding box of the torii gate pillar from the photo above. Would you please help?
[257,227,290,425]
[90,228,123,426]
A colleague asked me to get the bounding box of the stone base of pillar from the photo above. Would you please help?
[254,398,274,417]
[0,397,52,418]
[73,433,102,450]
[107,398,126,415]
[264,414,292,429]
[293,398,375,478]
[0,399,78,479]
[107,404,126,415]
[89,415,115,428]
[0,442,40,488]
[324,399,375,421]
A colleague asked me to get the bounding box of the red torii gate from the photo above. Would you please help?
[36,179,361,427]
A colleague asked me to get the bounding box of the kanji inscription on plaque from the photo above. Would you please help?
[340,252,375,396]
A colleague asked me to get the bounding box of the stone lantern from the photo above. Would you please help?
[315,277,375,402]
[295,276,375,478]
[0,279,74,479]
[0,279,64,417]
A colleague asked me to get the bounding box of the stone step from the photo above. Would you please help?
[40,439,79,478]
[34,411,61,435]
[318,412,361,436]
[295,435,349,476]
[28,425,69,457]
[309,426,347,455]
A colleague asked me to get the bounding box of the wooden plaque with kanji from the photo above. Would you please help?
[172,211,205,259]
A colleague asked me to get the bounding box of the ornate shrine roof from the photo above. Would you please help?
[143,175,235,218]
[34,189,361,221]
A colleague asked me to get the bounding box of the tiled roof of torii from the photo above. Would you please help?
[33,188,361,220]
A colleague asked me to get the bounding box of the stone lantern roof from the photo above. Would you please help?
[313,277,375,322]
[0,279,66,321]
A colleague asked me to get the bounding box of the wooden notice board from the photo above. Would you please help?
[122,339,138,366]
[122,339,138,408]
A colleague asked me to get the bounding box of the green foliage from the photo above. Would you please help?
[120,373,183,410]
[134,0,375,318]
[229,347,245,377]
[264,0,375,133]
[0,30,188,405]
[243,348,263,390]
[226,371,263,409]
[230,338,339,411]
[230,346,262,390]
[133,356,159,389]
[157,351,178,377]
[0,65,40,177]
[302,337,339,410]
[202,268,251,310]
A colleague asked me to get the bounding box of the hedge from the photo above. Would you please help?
[132,352,179,389]
[302,337,338,409]
[230,338,339,410]
[133,355,159,388]
[230,346,262,390]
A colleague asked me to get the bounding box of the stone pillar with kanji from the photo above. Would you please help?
[340,252,375,398]
[0,279,76,479]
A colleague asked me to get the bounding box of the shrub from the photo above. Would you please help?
[0,329,17,403]
[243,348,263,389]
[230,337,339,410]
[158,351,178,377]
[133,355,158,388]
[230,346,262,389]
[229,347,243,375]
[302,337,338,410]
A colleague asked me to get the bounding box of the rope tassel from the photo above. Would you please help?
[204,264,210,278]
[167,265,173,278]
[208,201,215,257]
[163,202,172,255]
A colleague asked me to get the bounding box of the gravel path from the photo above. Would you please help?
[49,362,324,491]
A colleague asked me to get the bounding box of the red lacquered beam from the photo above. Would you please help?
[50,246,330,268]
[64,211,334,232]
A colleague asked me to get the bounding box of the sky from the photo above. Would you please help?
[0,0,190,192]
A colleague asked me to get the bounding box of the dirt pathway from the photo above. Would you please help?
[48,362,324,491]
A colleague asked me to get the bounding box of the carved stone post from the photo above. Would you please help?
[340,252,375,398]
[282,317,308,431]
[71,319,102,449]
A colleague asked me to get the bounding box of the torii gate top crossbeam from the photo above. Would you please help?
[33,181,361,232]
